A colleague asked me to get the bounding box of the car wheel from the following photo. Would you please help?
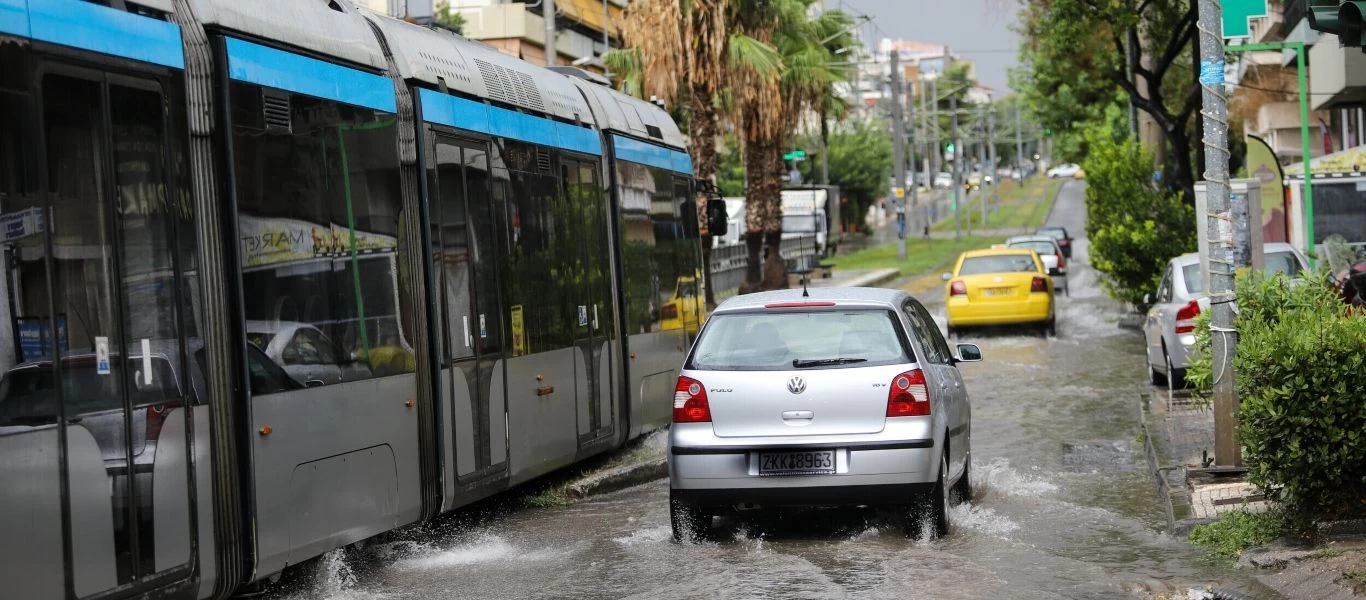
[951,438,972,505]
[1147,350,1168,386]
[669,492,710,542]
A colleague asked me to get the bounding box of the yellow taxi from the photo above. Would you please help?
[944,248,1056,337]
[660,272,707,335]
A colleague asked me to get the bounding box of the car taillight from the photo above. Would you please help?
[1030,276,1047,293]
[1058,238,1070,246]
[672,376,711,423]
[950,281,967,296]
[887,369,931,417]
[145,401,180,442]
[1175,299,1200,334]
[661,304,678,320]
[1056,253,1065,270]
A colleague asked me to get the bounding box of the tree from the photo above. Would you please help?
[731,0,852,292]
[432,0,465,34]
[1016,0,1201,200]
[797,119,892,229]
[608,0,784,306]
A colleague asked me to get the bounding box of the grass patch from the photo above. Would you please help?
[1188,509,1284,562]
[931,177,1063,233]
[1314,547,1346,559]
[1343,570,1366,593]
[826,235,1004,275]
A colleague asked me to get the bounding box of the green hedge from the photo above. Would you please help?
[1187,272,1366,530]
[1080,127,1195,306]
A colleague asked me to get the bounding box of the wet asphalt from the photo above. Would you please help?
[276,181,1281,600]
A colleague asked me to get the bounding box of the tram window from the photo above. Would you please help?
[229,83,414,384]
[45,74,123,415]
[111,84,187,406]
[500,140,571,353]
[615,160,690,335]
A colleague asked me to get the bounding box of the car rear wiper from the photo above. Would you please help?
[792,357,868,368]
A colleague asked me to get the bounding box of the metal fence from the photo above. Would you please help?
[710,234,820,301]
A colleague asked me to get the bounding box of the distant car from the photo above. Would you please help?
[668,288,979,541]
[1035,226,1074,259]
[1142,243,1309,387]
[1005,235,1069,296]
[944,248,1057,337]
[1046,164,1081,178]
[967,172,984,189]
[933,172,953,189]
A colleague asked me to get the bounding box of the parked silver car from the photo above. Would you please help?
[668,288,980,540]
[1005,235,1069,296]
[1143,243,1308,387]
[245,320,371,387]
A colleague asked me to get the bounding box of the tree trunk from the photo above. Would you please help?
[759,140,787,291]
[740,136,768,295]
[690,86,719,307]
[1169,125,1196,203]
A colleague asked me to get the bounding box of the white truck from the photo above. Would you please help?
[712,187,839,257]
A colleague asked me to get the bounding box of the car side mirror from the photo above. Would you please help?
[942,272,952,281]
[1143,292,1155,305]
[706,198,728,237]
[955,343,983,363]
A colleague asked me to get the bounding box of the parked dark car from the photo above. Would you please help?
[1036,226,1073,259]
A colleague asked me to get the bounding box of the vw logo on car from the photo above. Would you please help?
[787,376,806,394]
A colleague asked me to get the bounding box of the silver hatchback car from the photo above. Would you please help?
[668,288,980,540]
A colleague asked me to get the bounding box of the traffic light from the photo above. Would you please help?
[1341,2,1366,47]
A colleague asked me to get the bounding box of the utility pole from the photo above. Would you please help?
[987,102,997,227]
[951,95,961,240]
[1014,106,1025,178]
[1197,0,1238,467]
[544,0,558,66]
[907,77,919,234]
[928,76,940,227]
[889,51,908,259]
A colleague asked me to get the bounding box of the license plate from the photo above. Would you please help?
[758,450,836,476]
[984,287,1012,296]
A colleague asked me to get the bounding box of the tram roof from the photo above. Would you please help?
[186,0,388,73]
[564,77,688,152]
[361,10,594,125]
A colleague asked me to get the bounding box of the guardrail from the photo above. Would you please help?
[710,234,820,300]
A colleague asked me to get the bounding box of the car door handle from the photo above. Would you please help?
[781,411,814,420]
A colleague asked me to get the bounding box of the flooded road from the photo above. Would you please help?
[279,182,1276,599]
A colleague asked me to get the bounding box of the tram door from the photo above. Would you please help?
[432,136,507,480]
[0,66,196,597]
[561,159,615,445]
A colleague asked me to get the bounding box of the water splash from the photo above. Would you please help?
[392,532,566,571]
[277,549,391,600]
[949,503,1020,536]
[613,525,671,546]
[975,457,1059,498]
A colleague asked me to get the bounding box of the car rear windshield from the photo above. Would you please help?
[1037,228,1066,239]
[1009,241,1056,256]
[687,309,909,371]
[1183,251,1301,295]
[958,254,1038,275]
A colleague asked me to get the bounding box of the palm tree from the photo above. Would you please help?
[732,0,854,291]
[607,0,774,307]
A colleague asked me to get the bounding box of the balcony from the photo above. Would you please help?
[1309,37,1366,110]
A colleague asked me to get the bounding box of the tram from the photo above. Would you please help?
[0,1,718,597]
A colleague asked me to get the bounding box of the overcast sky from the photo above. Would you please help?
[828,0,1023,94]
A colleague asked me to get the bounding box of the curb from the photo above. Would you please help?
[563,457,667,500]
[853,268,902,288]
[1117,314,1143,330]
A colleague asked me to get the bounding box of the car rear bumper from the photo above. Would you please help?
[672,483,932,509]
[946,293,1052,326]
[1168,333,1197,369]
